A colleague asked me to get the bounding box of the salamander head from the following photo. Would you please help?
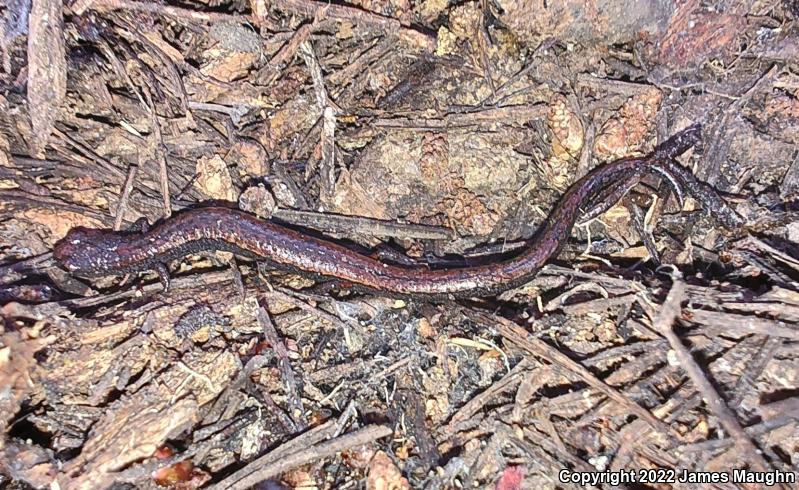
[53,227,125,276]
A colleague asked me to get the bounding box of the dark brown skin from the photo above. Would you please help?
[53,124,741,298]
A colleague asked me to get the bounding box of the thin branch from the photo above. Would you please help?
[651,276,770,471]
[256,304,307,430]
[465,310,675,439]
[114,162,139,231]
[273,0,434,50]
[210,424,392,490]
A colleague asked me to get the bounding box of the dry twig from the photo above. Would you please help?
[465,310,674,438]
[651,276,770,471]
[256,304,307,430]
[209,423,392,490]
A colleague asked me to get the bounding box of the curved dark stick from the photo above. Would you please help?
[53,126,734,298]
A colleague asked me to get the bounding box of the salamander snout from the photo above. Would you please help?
[53,227,123,275]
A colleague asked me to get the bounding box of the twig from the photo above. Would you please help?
[52,128,127,182]
[543,282,609,312]
[736,250,797,286]
[677,416,795,455]
[651,276,770,471]
[57,270,235,308]
[372,104,547,130]
[94,38,148,110]
[141,85,172,218]
[256,304,307,430]
[517,425,600,477]
[272,0,434,50]
[475,11,496,98]
[576,73,656,96]
[211,424,392,490]
[75,0,257,24]
[446,358,536,427]
[114,162,139,231]
[0,252,54,284]
[298,39,330,111]
[332,400,359,437]
[0,189,112,224]
[729,336,783,409]
[187,101,250,122]
[576,120,596,179]
[737,236,799,274]
[207,419,335,490]
[218,354,299,434]
[379,57,436,108]
[702,65,781,185]
[272,23,318,70]
[582,339,666,366]
[263,14,326,83]
[460,429,506,489]
[272,208,453,240]
[563,346,681,443]
[320,106,337,200]
[561,293,638,316]
[263,287,361,334]
[686,310,799,340]
[298,38,339,198]
[306,357,388,384]
[465,310,675,438]
[330,40,392,101]
[394,377,440,468]
[479,37,557,106]
[540,264,645,292]
[374,356,412,379]
[628,197,660,265]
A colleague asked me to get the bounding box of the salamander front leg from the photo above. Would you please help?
[154,262,171,292]
[131,218,172,292]
[119,217,161,291]
[131,217,150,233]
